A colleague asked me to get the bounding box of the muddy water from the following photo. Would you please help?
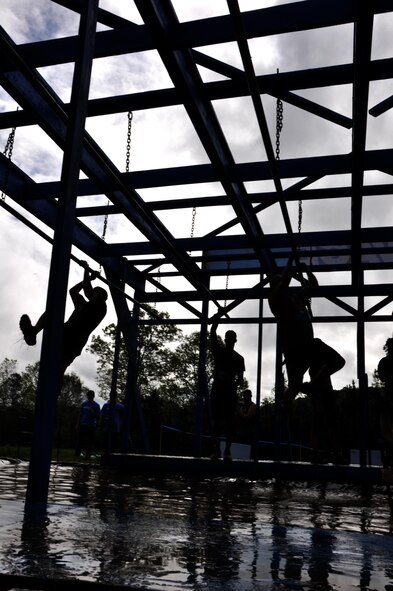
[0,461,393,590]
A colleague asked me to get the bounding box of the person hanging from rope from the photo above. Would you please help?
[209,309,245,460]
[268,253,318,409]
[301,338,346,463]
[19,261,108,377]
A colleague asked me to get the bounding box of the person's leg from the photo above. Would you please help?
[223,398,237,460]
[75,425,84,456]
[19,311,46,346]
[304,340,345,390]
[284,355,309,408]
[85,426,95,458]
[210,394,221,459]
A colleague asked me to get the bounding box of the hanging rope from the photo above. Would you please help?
[1,121,17,202]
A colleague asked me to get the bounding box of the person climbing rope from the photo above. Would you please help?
[268,253,318,408]
[19,261,108,377]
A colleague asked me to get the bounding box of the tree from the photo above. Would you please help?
[88,306,182,399]
[58,372,88,409]
[0,358,22,409]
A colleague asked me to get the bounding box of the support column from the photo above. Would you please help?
[194,298,209,457]
[104,322,122,455]
[104,265,150,454]
[254,287,264,461]
[274,326,284,461]
[25,0,98,508]
[357,270,368,466]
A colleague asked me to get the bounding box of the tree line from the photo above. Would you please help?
[0,306,387,459]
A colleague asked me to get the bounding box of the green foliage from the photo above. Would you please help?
[88,307,182,399]
[0,358,87,449]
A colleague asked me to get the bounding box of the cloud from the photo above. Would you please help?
[1,1,393,408]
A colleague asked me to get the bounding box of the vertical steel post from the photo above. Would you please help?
[104,322,122,455]
[25,0,98,508]
[194,298,209,457]
[274,326,284,461]
[357,270,368,466]
[254,286,264,461]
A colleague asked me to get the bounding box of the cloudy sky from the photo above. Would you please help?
[1,0,393,404]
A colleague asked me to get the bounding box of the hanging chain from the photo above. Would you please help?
[188,205,196,256]
[275,97,283,161]
[224,261,230,308]
[101,207,109,241]
[126,110,133,174]
[298,200,303,234]
[190,206,196,239]
[101,111,133,242]
[1,124,17,202]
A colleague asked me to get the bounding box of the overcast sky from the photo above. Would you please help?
[1,0,393,404]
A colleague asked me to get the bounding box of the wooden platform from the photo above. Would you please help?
[101,453,393,486]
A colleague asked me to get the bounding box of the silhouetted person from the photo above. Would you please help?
[301,338,345,463]
[75,390,100,458]
[210,311,245,460]
[100,399,125,453]
[377,338,393,467]
[268,254,318,408]
[237,389,257,443]
[19,261,107,377]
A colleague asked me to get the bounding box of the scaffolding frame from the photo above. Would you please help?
[1,0,393,503]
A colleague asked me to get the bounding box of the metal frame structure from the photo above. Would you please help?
[1,0,393,503]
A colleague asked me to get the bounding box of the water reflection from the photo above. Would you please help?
[0,462,392,589]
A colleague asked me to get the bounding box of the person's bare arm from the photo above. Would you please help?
[69,262,98,304]
[69,279,84,306]
[82,263,99,301]
[298,263,318,299]
[270,254,294,298]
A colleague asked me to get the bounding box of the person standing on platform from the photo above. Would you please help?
[210,310,245,460]
[75,390,101,459]
[100,399,125,453]
[377,338,393,467]
[237,389,257,443]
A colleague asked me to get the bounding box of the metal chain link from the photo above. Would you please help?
[1,125,17,201]
[190,206,196,239]
[298,199,303,234]
[101,111,133,242]
[126,110,133,174]
[188,205,196,255]
[275,97,283,161]
[224,260,230,308]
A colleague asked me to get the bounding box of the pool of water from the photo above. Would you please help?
[1,461,393,590]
